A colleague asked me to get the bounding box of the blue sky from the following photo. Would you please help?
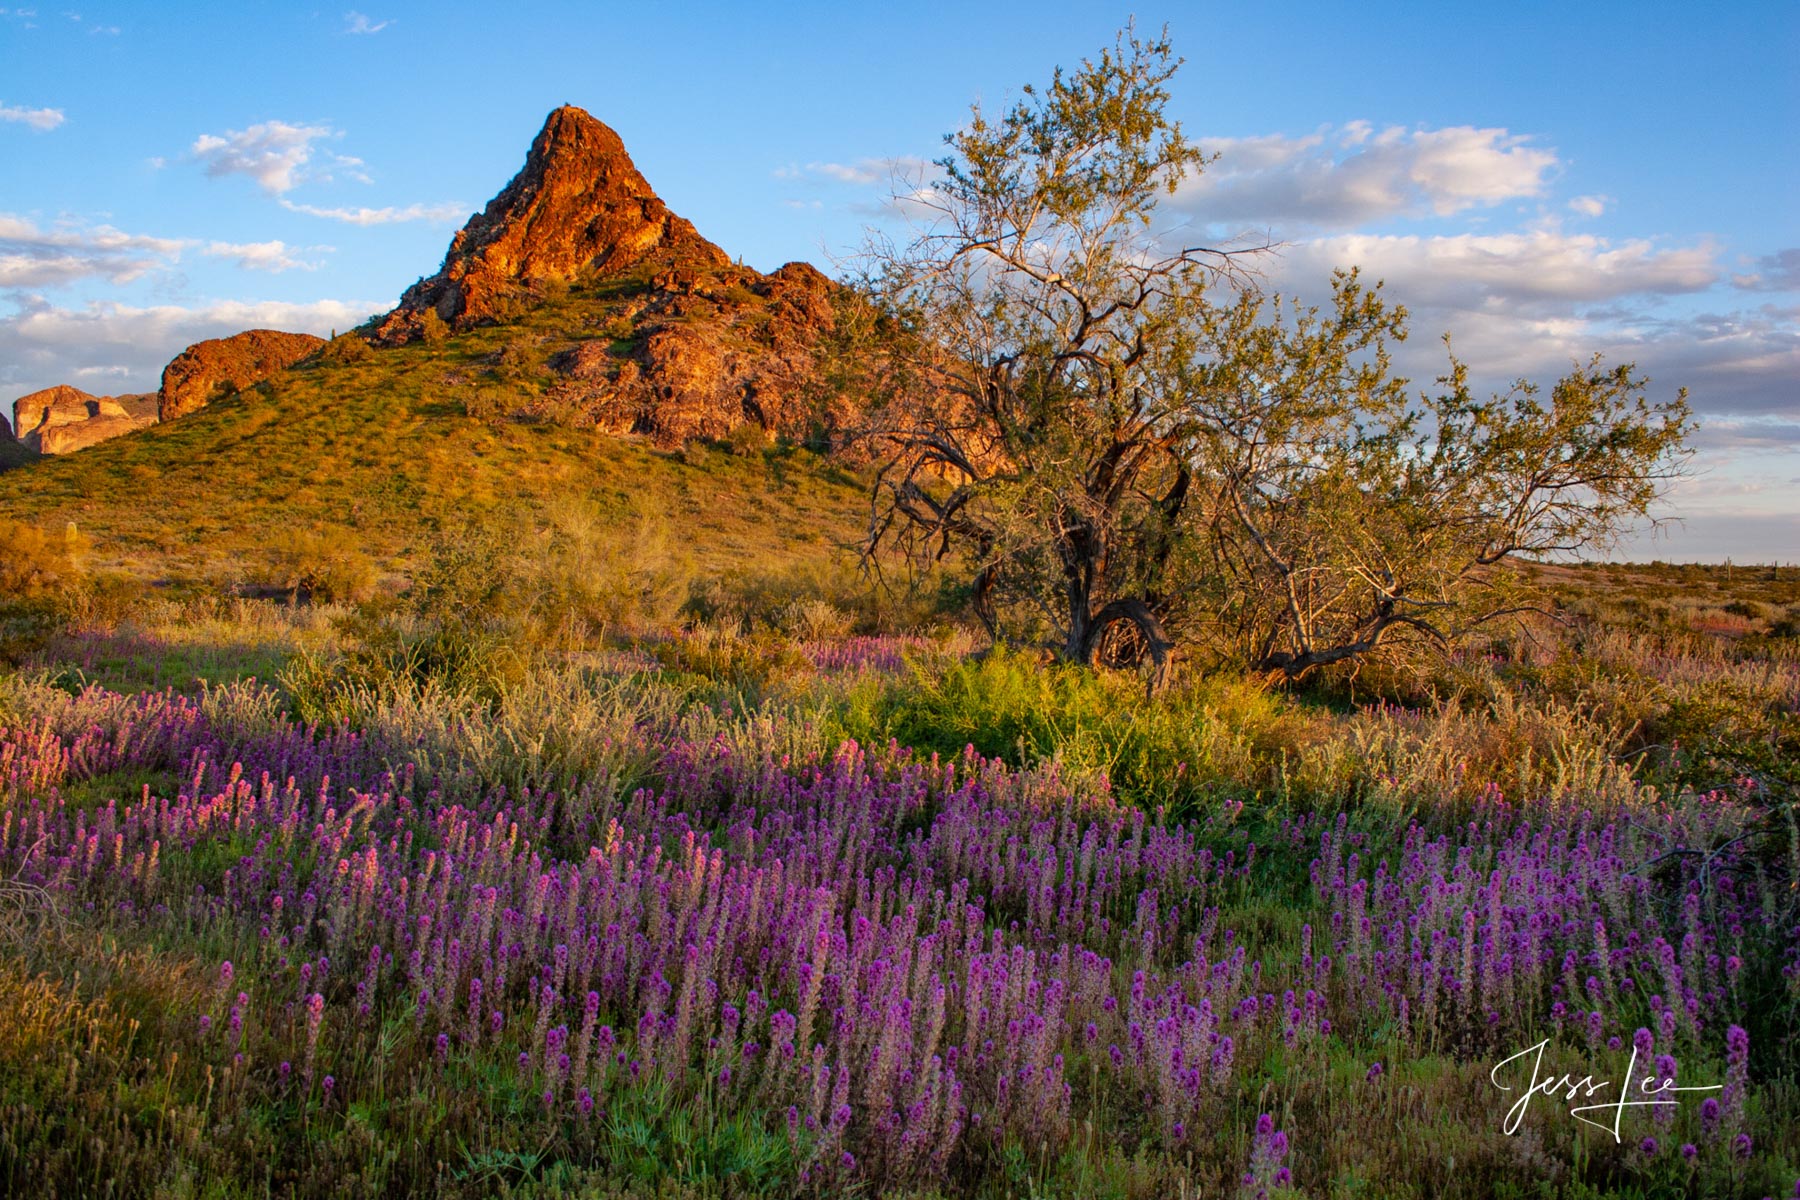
[3,1,1795,561]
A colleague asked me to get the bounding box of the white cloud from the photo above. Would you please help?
[0,213,189,286]
[1568,194,1610,217]
[1272,229,1719,310]
[190,120,337,194]
[1691,418,1800,452]
[0,294,382,399]
[201,239,327,273]
[1256,247,1795,431]
[324,152,372,185]
[343,11,391,34]
[0,103,65,131]
[1171,123,1558,232]
[279,199,467,226]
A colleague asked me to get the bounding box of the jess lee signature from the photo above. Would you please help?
[1490,1039,1722,1142]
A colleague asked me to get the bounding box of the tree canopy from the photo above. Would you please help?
[848,27,1692,685]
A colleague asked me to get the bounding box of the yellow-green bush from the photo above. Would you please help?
[0,519,82,598]
[253,527,379,604]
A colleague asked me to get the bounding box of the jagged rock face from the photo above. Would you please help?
[372,104,853,447]
[376,105,728,342]
[12,385,159,454]
[0,408,11,441]
[539,259,849,448]
[159,329,325,421]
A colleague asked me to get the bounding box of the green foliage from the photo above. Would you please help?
[853,27,1692,688]
[1180,281,1692,679]
[418,307,451,345]
[320,331,376,364]
[827,644,1298,815]
[0,519,92,661]
[251,526,379,604]
[725,422,769,458]
[0,518,82,597]
[680,559,880,637]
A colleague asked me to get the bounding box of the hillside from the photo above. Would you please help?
[0,105,871,592]
[0,296,869,588]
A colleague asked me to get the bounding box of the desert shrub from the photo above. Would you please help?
[418,308,451,345]
[725,422,768,458]
[823,644,1302,814]
[525,504,695,642]
[0,519,81,598]
[599,313,638,342]
[492,336,540,377]
[780,597,852,640]
[280,520,546,720]
[0,520,89,662]
[280,615,528,722]
[464,385,514,424]
[648,624,814,697]
[1725,598,1777,622]
[252,527,378,604]
[681,561,879,636]
[407,520,526,628]
[319,331,375,364]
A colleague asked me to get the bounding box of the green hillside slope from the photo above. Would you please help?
[0,290,870,592]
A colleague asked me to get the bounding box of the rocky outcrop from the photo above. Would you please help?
[375,105,728,342]
[12,385,159,455]
[374,104,852,446]
[539,259,848,447]
[158,329,325,421]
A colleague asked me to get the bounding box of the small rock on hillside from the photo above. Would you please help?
[158,329,326,421]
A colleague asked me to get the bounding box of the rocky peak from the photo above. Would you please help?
[376,105,728,341]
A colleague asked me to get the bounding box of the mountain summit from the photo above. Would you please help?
[371,104,849,447]
[376,105,729,340]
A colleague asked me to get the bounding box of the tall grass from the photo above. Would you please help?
[0,562,1794,1198]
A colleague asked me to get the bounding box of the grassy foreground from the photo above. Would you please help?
[0,566,1796,1199]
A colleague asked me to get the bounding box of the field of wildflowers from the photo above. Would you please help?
[0,567,1796,1198]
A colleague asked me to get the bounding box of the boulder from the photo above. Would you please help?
[12,385,159,454]
[158,329,325,421]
